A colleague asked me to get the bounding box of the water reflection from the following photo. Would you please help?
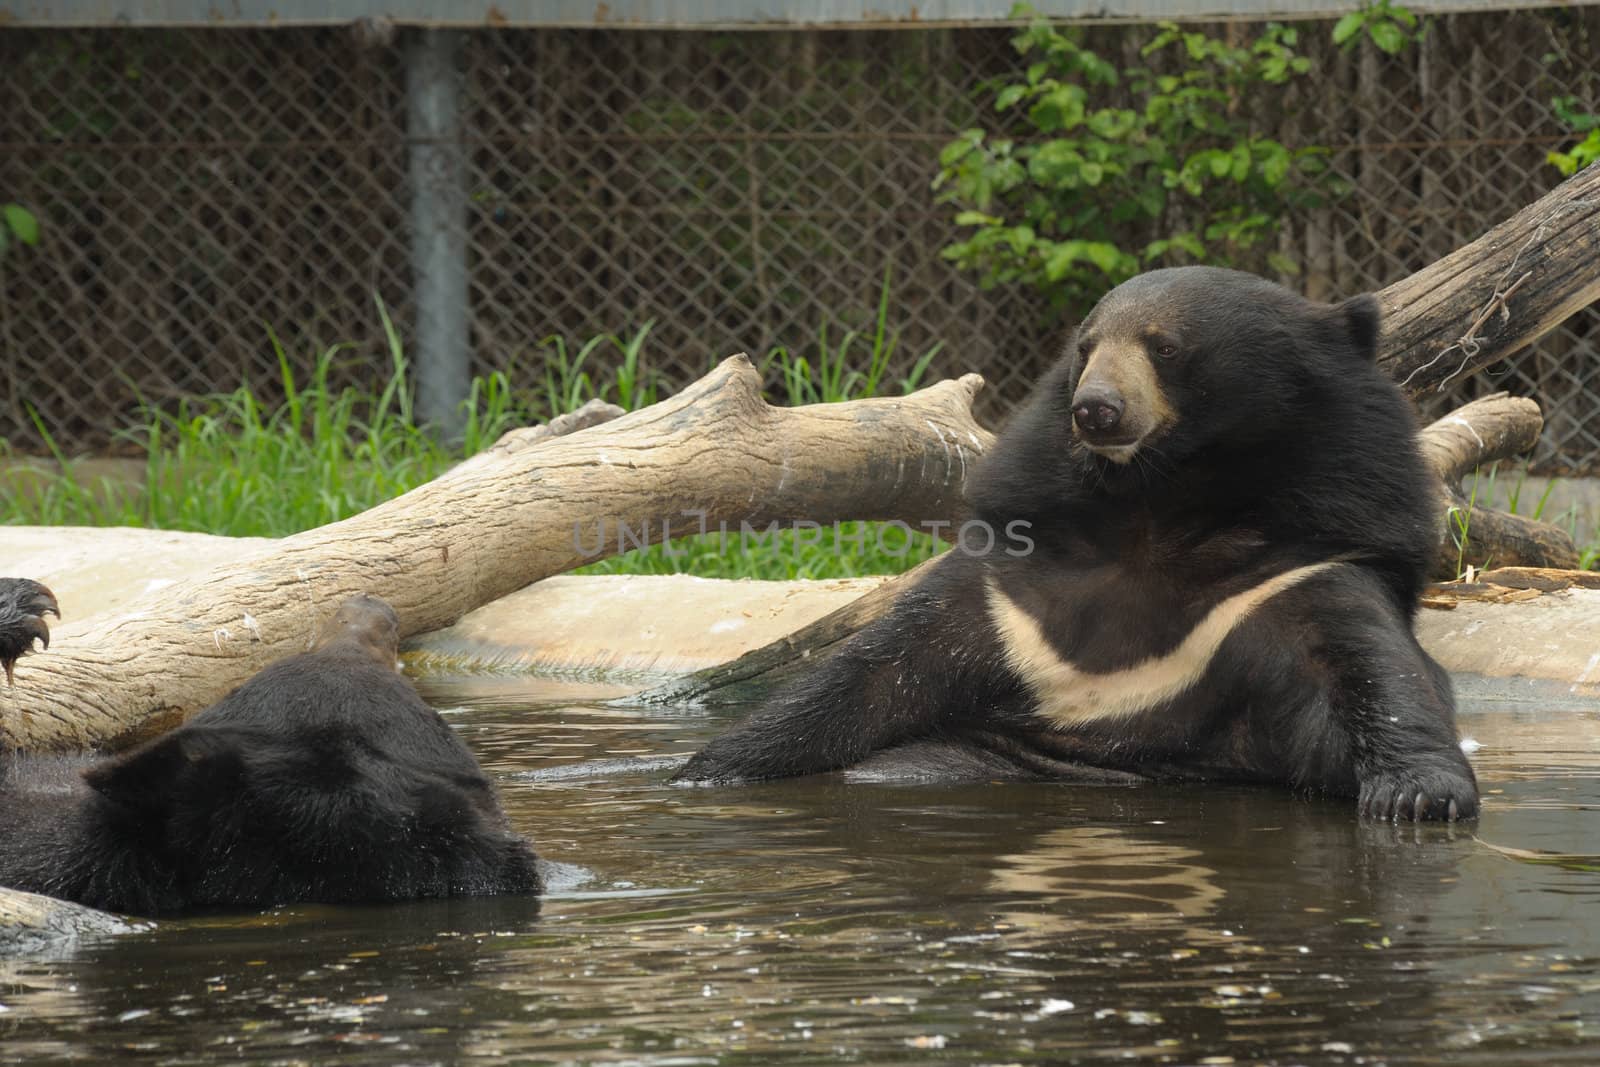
[1,689,1598,1064]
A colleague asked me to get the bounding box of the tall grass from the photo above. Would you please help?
[2,289,950,579]
[1455,463,1600,574]
[7,305,523,537]
[763,266,943,406]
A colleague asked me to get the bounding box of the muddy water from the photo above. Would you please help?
[3,679,1599,1065]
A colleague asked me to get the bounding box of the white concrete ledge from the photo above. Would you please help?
[5,525,1597,697]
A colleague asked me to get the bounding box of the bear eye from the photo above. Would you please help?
[1154,343,1179,359]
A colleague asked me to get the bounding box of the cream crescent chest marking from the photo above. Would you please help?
[986,561,1347,727]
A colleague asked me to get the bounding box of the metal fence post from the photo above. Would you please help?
[405,28,470,437]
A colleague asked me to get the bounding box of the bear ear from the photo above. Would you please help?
[1334,293,1382,362]
[83,726,245,811]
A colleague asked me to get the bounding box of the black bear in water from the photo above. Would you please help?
[677,267,1478,821]
[0,590,540,915]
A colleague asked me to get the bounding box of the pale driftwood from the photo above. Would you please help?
[1380,161,1600,397]
[644,392,1574,706]
[1417,393,1544,483]
[0,885,136,955]
[1,357,990,753]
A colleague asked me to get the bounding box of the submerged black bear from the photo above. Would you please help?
[0,591,540,915]
[678,266,1479,821]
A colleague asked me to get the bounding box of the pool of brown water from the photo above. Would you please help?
[3,677,1598,1065]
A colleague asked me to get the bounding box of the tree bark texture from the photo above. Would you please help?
[1380,161,1600,397]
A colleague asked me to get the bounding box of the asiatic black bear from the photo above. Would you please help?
[0,591,540,915]
[677,267,1479,821]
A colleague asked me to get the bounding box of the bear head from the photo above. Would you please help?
[1064,266,1381,466]
[968,266,1404,524]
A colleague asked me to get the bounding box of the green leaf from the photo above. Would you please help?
[1082,242,1126,275]
[1259,142,1290,186]
[938,131,982,168]
[1332,11,1366,46]
[1028,84,1086,132]
[1230,143,1251,182]
[1368,20,1406,54]
[1027,140,1084,185]
[2,203,40,246]
[1080,161,1105,186]
[1087,107,1138,139]
[954,210,1002,227]
[1171,232,1206,258]
[1043,241,1084,282]
[995,85,1028,111]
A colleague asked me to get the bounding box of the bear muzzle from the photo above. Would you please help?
[1071,385,1125,436]
[1070,342,1174,462]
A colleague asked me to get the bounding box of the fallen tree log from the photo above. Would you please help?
[1421,393,1579,575]
[0,885,138,956]
[1,359,989,752]
[1381,159,1600,396]
[645,391,1576,707]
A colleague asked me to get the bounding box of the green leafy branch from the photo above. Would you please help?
[933,4,1333,316]
[1333,0,1428,56]
[1548,95,1600,177]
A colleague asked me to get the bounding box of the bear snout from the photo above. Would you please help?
[1071,386,1125,436]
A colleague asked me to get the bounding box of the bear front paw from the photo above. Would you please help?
[1358,765,1478,822]
[0,578,59,687]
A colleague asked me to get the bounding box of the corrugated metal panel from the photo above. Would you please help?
[2,0,1592,29]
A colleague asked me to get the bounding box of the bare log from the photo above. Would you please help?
[1440,501,1580,574]
[0,885,135,955]
[2,356,991,753]
[646,391,1578,706]
[1379,162,1600,397]
[1415,393,1542,484]
[1417,393,1578,574]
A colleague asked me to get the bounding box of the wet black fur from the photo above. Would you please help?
[677,267,1478,821]
[0,594,540,915]
[0,577,57,686]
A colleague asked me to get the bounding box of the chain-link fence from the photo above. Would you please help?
[2,12,1597,469]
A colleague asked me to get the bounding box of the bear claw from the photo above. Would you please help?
[1358,769,1478,822]
[0,578,59,687]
